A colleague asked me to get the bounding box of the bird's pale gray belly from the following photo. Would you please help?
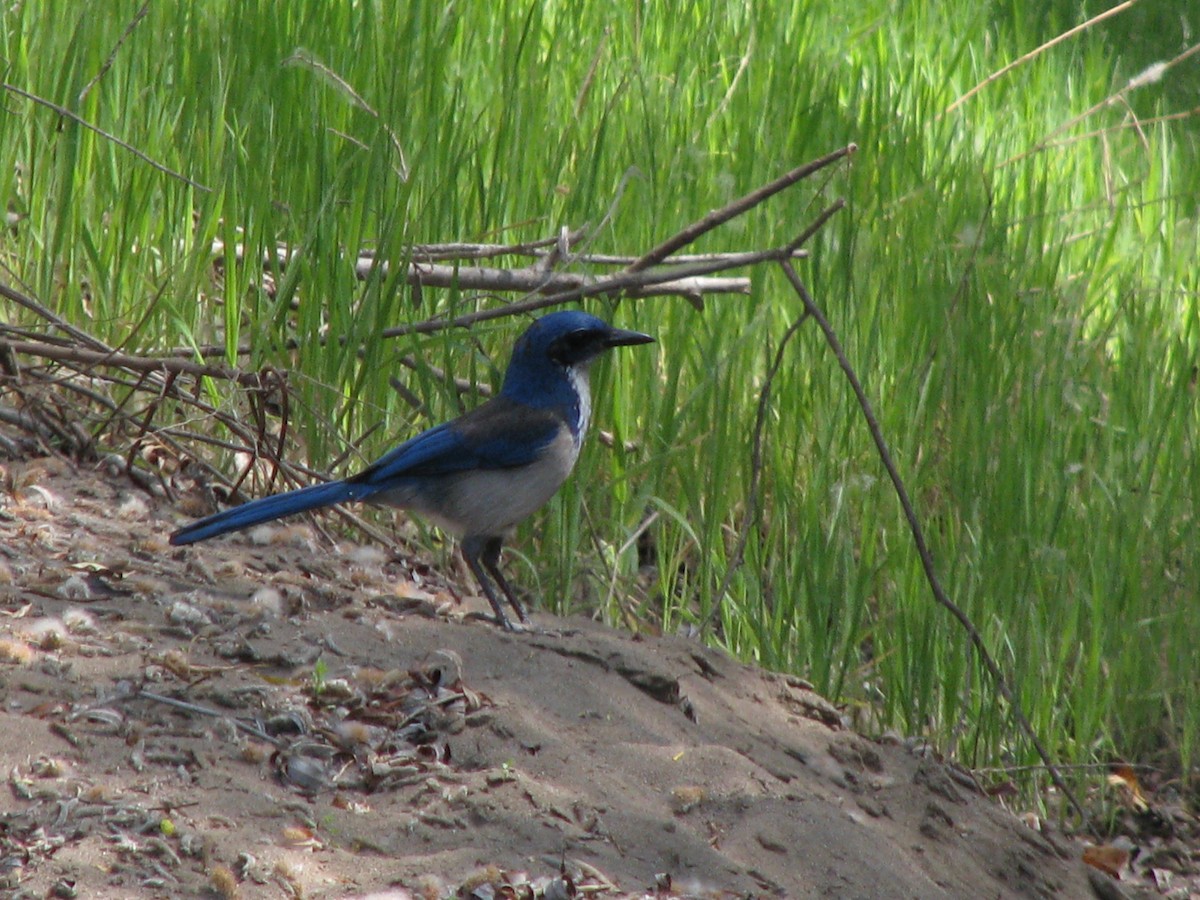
[368,428,580,537]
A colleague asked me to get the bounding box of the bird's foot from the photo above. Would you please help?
[462,610,579,637]
[495,613,528,633]
[463,609,527,632]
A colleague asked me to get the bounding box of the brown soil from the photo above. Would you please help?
[0,453,1114,898]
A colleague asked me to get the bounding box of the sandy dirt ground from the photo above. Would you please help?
[0,451,1153,898]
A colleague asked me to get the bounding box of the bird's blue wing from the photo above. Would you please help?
[350,396,563,487]
[171,399,561,545]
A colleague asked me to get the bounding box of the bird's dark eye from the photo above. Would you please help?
[549,330,600,365]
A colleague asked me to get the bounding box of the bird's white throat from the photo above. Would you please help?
[569,366,591,447]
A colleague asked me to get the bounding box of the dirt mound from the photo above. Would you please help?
[0,454,1099,898]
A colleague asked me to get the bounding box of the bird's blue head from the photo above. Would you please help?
[499,311,654,428]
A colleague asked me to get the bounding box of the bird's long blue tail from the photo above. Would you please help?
[169,480,359,545]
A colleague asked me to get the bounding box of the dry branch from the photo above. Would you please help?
[215,237,775,300]
[378,246,812,339]
[0,339,267,387]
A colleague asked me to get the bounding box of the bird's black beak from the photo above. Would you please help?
[546,322,653,367]
[603,327,655,348]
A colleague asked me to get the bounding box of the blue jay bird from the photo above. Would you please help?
[170,311,654,630]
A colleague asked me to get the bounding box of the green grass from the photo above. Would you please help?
[2,0,1198,816]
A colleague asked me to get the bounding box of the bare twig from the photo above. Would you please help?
[573,28,609,118]
[776,258,1091,831]
[0,281,114,351]
[697,31,755,140]
[117,688,282,746]
[216,238,764,299]
[379,245,809,339]
[1,322,415,551]
[1,83,210,193]
[77,1,152,104]
[626,144,856,272]
[999,39,1200,169]
[0,338,268,387]
[384,260,752,299]
[0,403,64,449]
[943,0,1140,116]
[408,233,586,260]
[784,199,847,253]
[545,249,804,266]
[1034,105,1200,154]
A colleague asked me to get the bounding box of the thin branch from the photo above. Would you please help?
[626,145,856,273]
[379,246,808,339]
[107,688,283,747]
[697,30,755,141]
[405,233,586,261]
[777,258,1091,831]
[0,338,268,387]
[0,280,114,351]
[784,199,847,252]
[943,0,1141,116]
[77,1,152,104]
[1036,105,1200,154]
[379,258,753,299]
[999,39,1200,169]
[217,238,765,298]
[548,249,805,266]
[1,83,210,193]
[573,28,609,118]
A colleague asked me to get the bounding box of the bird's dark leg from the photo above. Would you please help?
[461,535,520,630]
[479,535,528,623]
